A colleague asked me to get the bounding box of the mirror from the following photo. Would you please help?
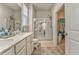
[0,4,21,37]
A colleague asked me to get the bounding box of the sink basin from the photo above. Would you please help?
[0,34,15,43]
[0,38,13,46]
[0,34,15,39]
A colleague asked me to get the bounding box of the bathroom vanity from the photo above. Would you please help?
[0,4,34,55]
[0,32,33,55]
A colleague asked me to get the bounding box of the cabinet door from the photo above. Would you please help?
[26,34,33,55]
[2,47,15,55]
[17,47,26,55]
[15,39,26,54]
[30,34,33,53]
[26,36,31,55]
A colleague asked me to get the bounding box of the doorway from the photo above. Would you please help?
[57,6,65,53]
[34,18,52,41]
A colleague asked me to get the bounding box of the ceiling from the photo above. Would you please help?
[3,3,20,10]
[33,3,54,11]
[3,3,54,11]
[2,3,55,11]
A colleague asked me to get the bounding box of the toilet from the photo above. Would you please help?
[33,39,40,50]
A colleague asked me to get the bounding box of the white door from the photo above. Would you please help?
[65,4,79,55]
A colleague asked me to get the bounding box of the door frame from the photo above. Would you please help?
[33,18,52,41]
[64,4,70,55]
[57,5,65,44]
[56,4,65,53]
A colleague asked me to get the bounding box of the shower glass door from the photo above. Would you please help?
[34,18,52,41]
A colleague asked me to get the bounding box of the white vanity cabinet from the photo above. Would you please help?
[2,46,15,55]
[0,32,33,55]
[26,34,33,55]
[15,39,26,55]
[26,36,31,55]
[17,46,26,55]
[30,34,34,53]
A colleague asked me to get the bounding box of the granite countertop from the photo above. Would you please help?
[0,32,33,54]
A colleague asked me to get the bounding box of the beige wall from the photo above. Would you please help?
[36,10,51,18]
[29,4,36,32]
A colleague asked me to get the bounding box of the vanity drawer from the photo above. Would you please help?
[15,39,26,54]
[2,47,14,55]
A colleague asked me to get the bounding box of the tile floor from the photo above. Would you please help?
[58,39,65,52]
[32,41,64,55]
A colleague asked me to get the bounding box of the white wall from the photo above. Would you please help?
[52,3,64,47]
[32,6,36,32]
[21,4,28,26]
[0,4,14,30]
[29,4,36,32]
[29,4,33,32]
[32,7,36,18]
[36,10,51,18]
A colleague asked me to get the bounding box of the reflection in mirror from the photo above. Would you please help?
[0,4,21,38]
[21,4,29,32]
